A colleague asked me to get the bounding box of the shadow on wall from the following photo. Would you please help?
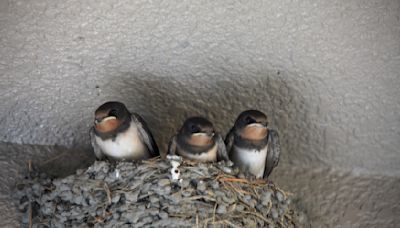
[19,68,324,179]
[90,70,325,167]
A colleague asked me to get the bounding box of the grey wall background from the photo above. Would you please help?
[1,0,399,227]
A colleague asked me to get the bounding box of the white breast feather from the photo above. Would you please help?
[95,121,148,160]
[178,144,218,162]
[232,146,268,178]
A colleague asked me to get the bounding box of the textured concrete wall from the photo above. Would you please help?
[1,0,399,227]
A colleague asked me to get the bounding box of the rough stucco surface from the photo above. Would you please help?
[272,168,400,227]
[0,0,399,227]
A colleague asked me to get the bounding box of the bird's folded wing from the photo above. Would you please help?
[264,129,281,178]
[90,128,105,160]
[132,113,160,157]
[167,135,177,156]
[215,133,230,162]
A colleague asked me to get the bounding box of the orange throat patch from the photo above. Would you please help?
[188,134,213,147]
[241,125,268,141]
[95,118,120,133]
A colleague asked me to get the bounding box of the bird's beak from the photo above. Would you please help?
[192,132,214,138]
[247,123,267,128]
[192,132,208,137]
[94,116,116,125]
[192,132,215,138]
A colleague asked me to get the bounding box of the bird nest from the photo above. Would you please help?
[15,157,306,227]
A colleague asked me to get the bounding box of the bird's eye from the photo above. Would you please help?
[245,116,255,124]
[190,124,200,133]
[108,109,118,117]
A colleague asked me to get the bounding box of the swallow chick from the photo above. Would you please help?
[225,110,280,179]
[90,101,159,161]
[168,117,230,162]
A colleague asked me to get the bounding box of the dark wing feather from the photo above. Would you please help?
[131,113,160,157]
[89,128,105,160]
[167,135,178,156]
[263,129,281,179]
[224,128,235,158]
[215,133,230,162]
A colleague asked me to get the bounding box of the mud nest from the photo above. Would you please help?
[15,157,306,227]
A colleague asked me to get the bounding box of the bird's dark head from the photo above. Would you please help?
[234,110,268,140]
[179,116,215,147]
[93,101,130,133]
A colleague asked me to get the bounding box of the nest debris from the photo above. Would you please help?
[15,157,307,227]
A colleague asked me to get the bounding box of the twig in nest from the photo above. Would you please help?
[219,176,250,184]
[217,174,267,186]
[28,202,32,228]
[277,220,286,228]
[141,156,162,165]
[238,199,252,210]
[103,183,112,205]
[252,215,257,227]
[219,177,251,200]
[212,202,217,225]
[228,203,237,213]
[222,219,240,228]
[220,180,236,195]
[202,217,211,228]
[223,184,237,197]
[223,180,256,201]
[202,217,226,228]
[227,181,256,197]
[28,160,32,173]
[243,210,273,225]
[280,212,285,226]
[284,214,294,227]
[274,186,289,200]
[182,160,199,167]
[209,220,227,226]
[252,186,261,199]
[185,167,208,176]
[184,195,216,202]
[203,218,208,228]
[266,199,272,215]
[94,216,105,224]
